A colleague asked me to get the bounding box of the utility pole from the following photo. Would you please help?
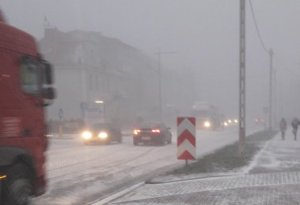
[155,50,176,122]
[157,51,162,122]
[269,49,273,131]
[239,0,246,157]
[273,66,277,127]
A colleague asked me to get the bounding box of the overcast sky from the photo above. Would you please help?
[1,0,300,121]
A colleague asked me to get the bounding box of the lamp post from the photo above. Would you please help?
[155,50,176,122]
[268,49,273,131]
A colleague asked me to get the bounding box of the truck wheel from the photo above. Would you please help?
[3,163,32,205]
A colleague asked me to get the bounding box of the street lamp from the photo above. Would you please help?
[95,100,104,104]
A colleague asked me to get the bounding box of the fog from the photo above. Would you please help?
[1,0,300,126]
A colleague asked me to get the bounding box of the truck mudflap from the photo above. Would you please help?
[0,174,7,203]
[35,175,46,196]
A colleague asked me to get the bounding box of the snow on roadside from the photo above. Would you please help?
[242,128,300,174]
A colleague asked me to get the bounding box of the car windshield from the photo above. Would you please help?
[2,1,298,204]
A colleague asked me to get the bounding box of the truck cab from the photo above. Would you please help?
[192,102,222,130]
[0,12,55,205]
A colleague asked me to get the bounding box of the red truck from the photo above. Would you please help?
[0,11,55,205]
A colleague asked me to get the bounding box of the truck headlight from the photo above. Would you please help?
[204,121,211,128]
[98,132,108,140]
[81,131,92,140]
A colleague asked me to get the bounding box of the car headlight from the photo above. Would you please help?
[81,131,92,140]
[133,129,141,135]
[204,121,211,128]
[98,132,108,140]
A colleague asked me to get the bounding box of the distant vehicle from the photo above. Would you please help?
[0,11,55,205]
[192,102,223,130]
[133,122,172,146]
[223,118,239,127]
[81,123,122,145]
[255,117,265,126]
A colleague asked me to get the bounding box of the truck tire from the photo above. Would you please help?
[3,163,32,205]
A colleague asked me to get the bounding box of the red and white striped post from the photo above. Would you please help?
[177,117,196,166]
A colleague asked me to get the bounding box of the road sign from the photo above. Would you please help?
[177,117,196,160]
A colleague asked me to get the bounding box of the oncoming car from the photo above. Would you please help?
[81,123,122,145]
[133,122,172,146]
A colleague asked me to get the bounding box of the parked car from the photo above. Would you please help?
[81,123,122,144]
[133,122,172,146]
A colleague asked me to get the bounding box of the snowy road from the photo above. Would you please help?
[33,125,260,205]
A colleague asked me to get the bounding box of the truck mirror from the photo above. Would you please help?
[42,87,56,100]
[43,61,54,85]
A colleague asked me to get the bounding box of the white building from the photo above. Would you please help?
[40,28,159,127]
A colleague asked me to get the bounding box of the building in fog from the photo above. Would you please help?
[39,27,160,127]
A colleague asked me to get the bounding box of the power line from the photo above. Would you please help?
[249,0,275,129]
[248,0,300,80]
[248,0,269,53]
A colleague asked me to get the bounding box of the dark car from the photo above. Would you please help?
[81,122,122,145]
[133,122,172,146]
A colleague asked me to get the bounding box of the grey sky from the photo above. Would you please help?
[1,0,300,120]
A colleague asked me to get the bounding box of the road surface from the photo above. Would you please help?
[33,125,260,205]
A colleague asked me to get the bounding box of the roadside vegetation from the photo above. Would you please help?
[172,130,277,175]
